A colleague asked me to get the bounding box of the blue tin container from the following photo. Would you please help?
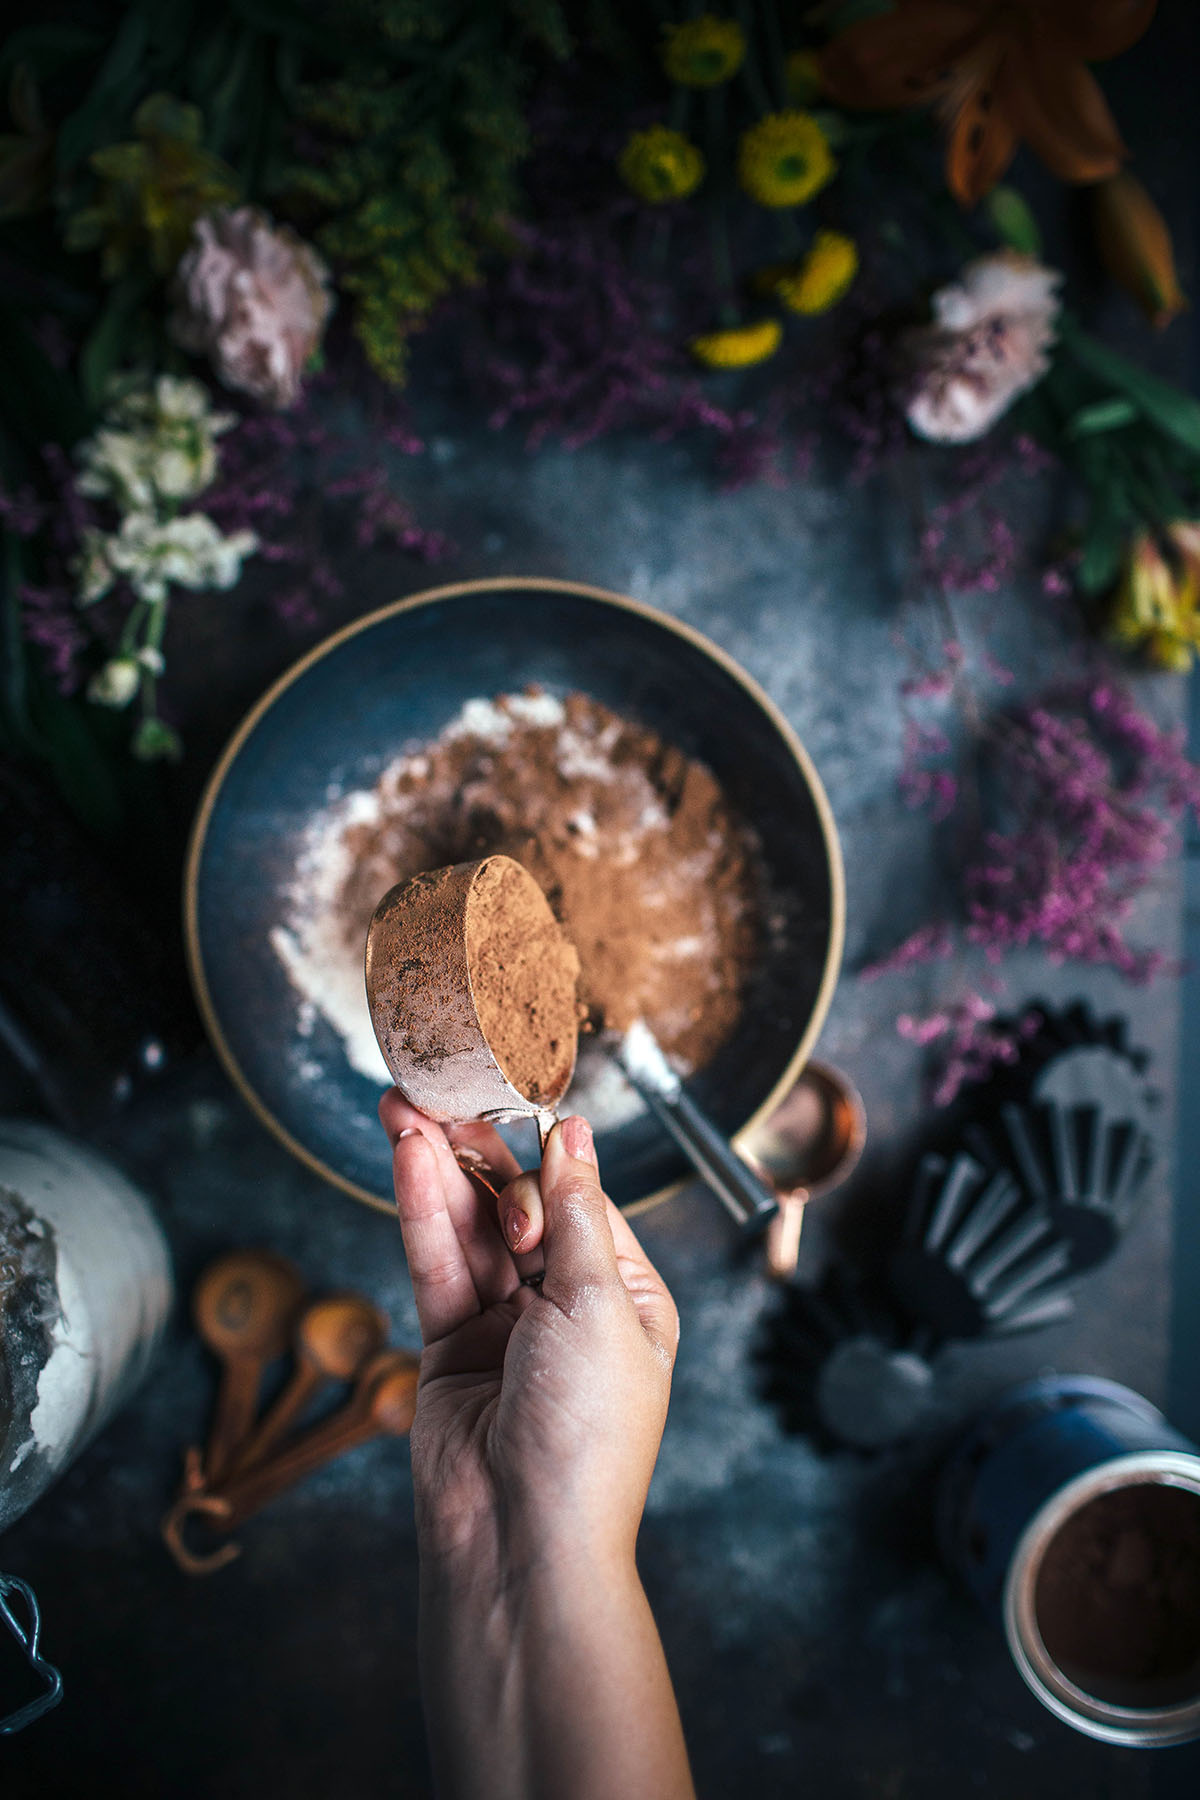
[939,1375,1200,1746]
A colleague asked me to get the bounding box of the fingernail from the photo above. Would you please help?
[504,1205,530,1250]
[560,1115,595,1166]
[397,1127,422,1141]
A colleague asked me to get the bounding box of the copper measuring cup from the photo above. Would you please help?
[740,1062,867,1278]
[365,855,578,1153]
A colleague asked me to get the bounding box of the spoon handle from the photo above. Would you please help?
[211,1355,419,1527]
[206,1355,265,1484]
[214,1410,382,1528]
[764,1189,809,1280]
[636,1084,779,1230]
[224,1362,325,1477]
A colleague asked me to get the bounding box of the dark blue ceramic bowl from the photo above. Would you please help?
[185,579,844,1213]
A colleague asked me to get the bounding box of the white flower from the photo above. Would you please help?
[77,429,157,511]
[74,529,116,604]
[105,510,258,603]
[151,374,227,427]
[87,657,140,708]
[136,645,166,676]
[901,252,1062,445]
[76,374,234,510]
[170,206,333,409]
[152,443,213,500]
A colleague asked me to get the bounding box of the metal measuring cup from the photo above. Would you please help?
[739,1062,867,1278]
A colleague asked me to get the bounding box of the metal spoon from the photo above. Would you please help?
[365,855,578,1150]
[224,1292,389,1477]
[191,1251,306,1484]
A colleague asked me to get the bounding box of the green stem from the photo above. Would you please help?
[139,597,168,719]
[119,598,149,657]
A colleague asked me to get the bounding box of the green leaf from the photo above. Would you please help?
[78,273,151,411]
[133,92,203,144]
[54,7,151,173]
[986,184,1041,256]
[1060,317,1200,458]
[1078,517,1126,596]
[29,682,127,835]
[89,141,149,180]
[1066,398,1139,438]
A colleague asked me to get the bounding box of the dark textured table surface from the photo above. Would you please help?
[5,12,1200,1796]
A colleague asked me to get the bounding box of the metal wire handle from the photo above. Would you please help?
[0,1571,63,1734]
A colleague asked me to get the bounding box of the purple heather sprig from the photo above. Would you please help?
[869,678,1199,1031]
[898,996,1045,1107]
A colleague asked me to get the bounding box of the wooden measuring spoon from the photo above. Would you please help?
[365,855,579,1147]
[214,1349,420,1528]
[161,1350,419,1576]
[225,1293,389,1476]
[192,1251,306,1484]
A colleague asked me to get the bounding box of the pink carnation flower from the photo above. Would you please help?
[901,253,1061,445]
[171,207,333,410]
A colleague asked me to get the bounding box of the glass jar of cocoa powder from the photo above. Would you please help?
[939,1375,1200,1746]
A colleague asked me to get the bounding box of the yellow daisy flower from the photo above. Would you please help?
[785,50,823,106]
[662,16,746,88]
[618,126,705,203]
[775,230,859,315]
[738,111,835,209]
[690,318,782,369]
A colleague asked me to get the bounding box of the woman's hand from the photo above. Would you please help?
[381,1091,694,1800]
[379,1095,679,1575]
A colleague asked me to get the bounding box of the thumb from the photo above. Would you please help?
[539,1116,620,1296]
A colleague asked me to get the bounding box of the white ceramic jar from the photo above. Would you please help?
[0,1120,173,1533]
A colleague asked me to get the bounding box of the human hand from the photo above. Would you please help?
[379,1094,679,1577]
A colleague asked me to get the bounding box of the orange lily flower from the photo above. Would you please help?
[1091,170,1187,328]
[820,0,1157,207]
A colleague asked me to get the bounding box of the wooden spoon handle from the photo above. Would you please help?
[214,1411,381,1528]
[225,1362,325,1477]
[205,1354,264,1484]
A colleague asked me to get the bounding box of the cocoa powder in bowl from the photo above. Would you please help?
[1034,1482,1200,1703]
[464,857,580,1107]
